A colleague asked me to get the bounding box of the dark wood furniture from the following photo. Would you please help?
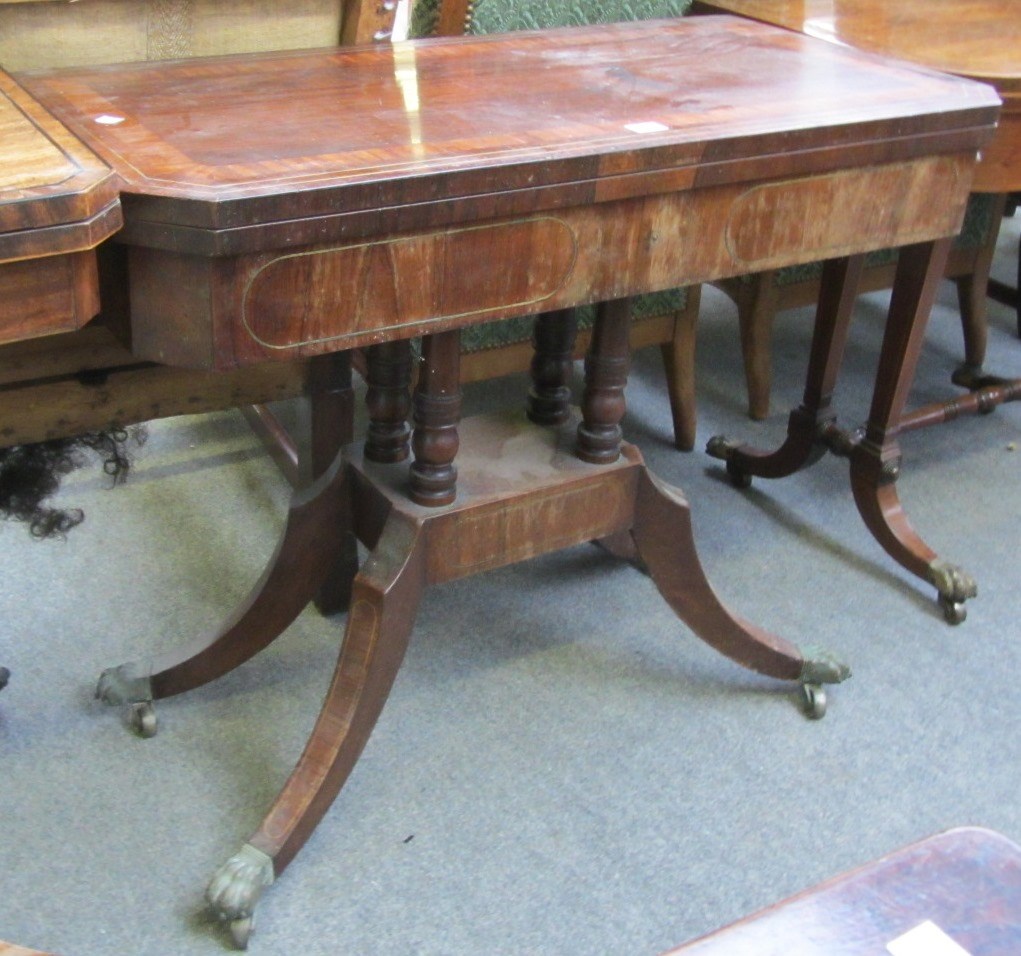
[693,0,1020,623]
[0,66,123,693]
[0,0,396,474]
[418,0,702,452]
[693,0,1020,420]
[663,827,1021,955]
[13,16,996,946]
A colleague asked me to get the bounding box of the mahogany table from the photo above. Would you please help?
[663,827,1021,955]
[13,16,997,947]
[0,69,122,696]
[693,0,1021,622]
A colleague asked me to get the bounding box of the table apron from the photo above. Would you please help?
[126,152,975,371]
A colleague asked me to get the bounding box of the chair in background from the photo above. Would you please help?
[987,193,1020,336]
[410,0,702,450]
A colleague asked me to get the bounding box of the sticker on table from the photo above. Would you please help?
[624,121,669,134]
[886,920,972,956]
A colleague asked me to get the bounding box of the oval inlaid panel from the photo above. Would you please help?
[725,157,963,267]
[242,216,577,351]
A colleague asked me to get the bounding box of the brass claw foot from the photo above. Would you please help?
[705,435,751,488]
[95,664,157,737]
[207,844,275,950]
[797,646,852,719]
[929,559,978,625]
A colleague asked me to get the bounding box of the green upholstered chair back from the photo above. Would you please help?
[412,0,691,37]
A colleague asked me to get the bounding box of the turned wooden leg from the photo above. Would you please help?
[577,297,631,464]
[707,255,865,483]
[632,466,848,707]
[95,452,352,733]
[206,512,427,948]
[526,308,578,426]
[849,239,977,623]
[363,340,412,464]
[409,330,462,507]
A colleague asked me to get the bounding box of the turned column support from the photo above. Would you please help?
[410,330,462,506]
[577,298,631,464]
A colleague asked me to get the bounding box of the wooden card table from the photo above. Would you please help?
[15,17,997,946]
[693,0,1021,622]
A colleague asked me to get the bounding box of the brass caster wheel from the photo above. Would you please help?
[800,682,827,719]
[726,461,752,489]
[939,596,967,625]
[230,915,254,950]
[130,701,158,738]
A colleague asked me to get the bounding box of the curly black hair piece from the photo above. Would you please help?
[0,425,147,539]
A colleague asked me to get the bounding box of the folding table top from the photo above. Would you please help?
[14,16,1000,255]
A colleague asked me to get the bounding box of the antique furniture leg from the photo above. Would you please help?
[95,355,358,736]
[527,308,578,426]
[207,333,456,947]
[707,255,867,482]
[708,244,979,623]
[206,510,427,949]
[848,241,977,624]
[203,305,853,946]
[582,299,849,717]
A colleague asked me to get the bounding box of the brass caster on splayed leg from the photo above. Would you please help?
[95,664,157,737]
[797,645,851,719]
[207,843,274,950]
[929,559,977,626]
[799,682,827,719]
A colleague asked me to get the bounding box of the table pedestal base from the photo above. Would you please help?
[98,409,849,948]
[707,243,985,624]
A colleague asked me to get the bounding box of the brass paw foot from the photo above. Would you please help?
[797,646,852,719]
[207,843,275,950]
[96,664,157,736]
[928,559,977,625]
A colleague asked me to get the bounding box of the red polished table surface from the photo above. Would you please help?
[692,0,1020,192]
[664,827,1021,955]
[13,16,999,372]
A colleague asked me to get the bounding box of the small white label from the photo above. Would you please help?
[886,920,972,956]
[624,121,669,134]
[94,114,125,125]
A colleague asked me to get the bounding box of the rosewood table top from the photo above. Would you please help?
[692,0,1020,192]
[0,69,121,343]
[13,16,999,372]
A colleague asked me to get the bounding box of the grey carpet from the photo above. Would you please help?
[1,215,1019,955]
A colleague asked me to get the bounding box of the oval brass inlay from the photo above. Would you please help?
[242,216,577,351]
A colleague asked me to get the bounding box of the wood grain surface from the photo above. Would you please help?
[692,0,1020,191]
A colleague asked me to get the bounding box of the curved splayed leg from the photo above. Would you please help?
[632,468,849,710]
[207,512,426,946]
[96,453,352,733]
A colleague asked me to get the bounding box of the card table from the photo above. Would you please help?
[693,0,1021,623]
[10,15,998,946]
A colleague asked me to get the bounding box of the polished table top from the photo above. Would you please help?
[692,0,1020,191]
[13,16,999,370]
